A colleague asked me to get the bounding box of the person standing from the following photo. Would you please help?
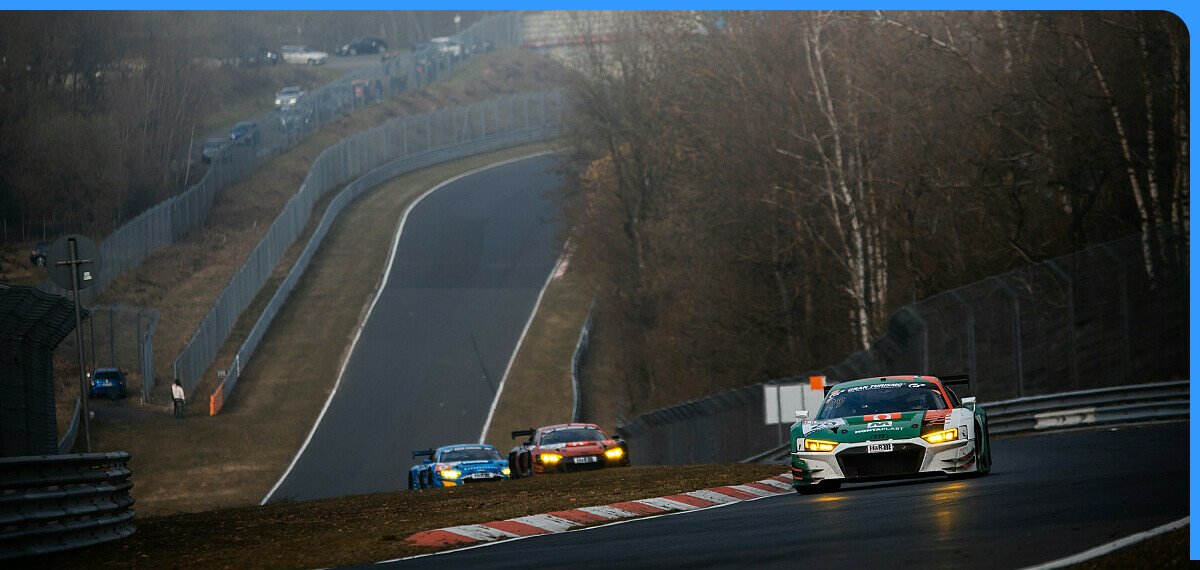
[172,379,185,419]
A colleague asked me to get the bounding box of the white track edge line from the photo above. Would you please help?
[477,236,567,443]
[376,489,790,564]
[261,151,556,505]
[1020,516,1189,570]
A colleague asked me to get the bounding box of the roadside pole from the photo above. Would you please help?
[50,234,100,453]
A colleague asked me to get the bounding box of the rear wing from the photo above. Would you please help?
[411,449,435,459]
[938,374,970,387]
[511,429,535,440]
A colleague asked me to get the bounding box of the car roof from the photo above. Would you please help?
[538,423,604,433]
[829,375,941,390]
[438,443,498,452]
[94,367,121,373]
[279,85,302,91]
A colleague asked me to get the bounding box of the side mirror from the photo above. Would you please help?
[961,397,977,405]
[422,459,432,465]
[794,410,808,420]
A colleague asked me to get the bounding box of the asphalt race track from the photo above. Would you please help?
[268,154,564,501]
[373,424,1187,569]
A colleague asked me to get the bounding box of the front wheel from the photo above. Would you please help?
[408,471,419,491]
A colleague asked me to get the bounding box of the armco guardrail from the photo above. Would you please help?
[0,451,135,559]
[617,231,1187,465]
[744,381,1189,463]
[570,298,597,422]
[56,399,81,455]
[207,118,564,414]
[984,380,1188,435]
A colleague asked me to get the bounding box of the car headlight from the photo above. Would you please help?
[274,98,281,105]
[540,452,562,464]
[802,439,838,452]
[288,98,297,104]
[439,469,461,480]
[921,428,959,444]
[501,467,511,476]
[604,447,624,460]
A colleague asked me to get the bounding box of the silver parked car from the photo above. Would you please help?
[275,86,306,111]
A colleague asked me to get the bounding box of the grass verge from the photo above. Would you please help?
[82,143,559,518]
[28,464,785,569]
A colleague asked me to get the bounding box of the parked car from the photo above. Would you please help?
[229,121,258,145]
[274,85,306,111]
[430,37,462,57]
[508,423,630,478]
[29,241,49,267]
[278,106,314,133]
[281,45,328,65]
[243,48,280,67]
[336,37,387,56]
[201,138,228,164]
[89,367,128,400]
[409,444,510,490]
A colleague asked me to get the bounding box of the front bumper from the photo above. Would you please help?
[792,437,977,486]
[435,471,508,487]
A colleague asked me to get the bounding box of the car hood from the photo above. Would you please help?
[792,410,954,443]
[537,441,614,455]
[445,459,507,473]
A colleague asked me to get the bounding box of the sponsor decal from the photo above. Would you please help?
[867,421,893,428]
[864,413,901,421]
[802,418,847,435]
[855,426,906,434]
[844,383,906,393]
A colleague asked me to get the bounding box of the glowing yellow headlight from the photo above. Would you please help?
[501,467,511,476]
[540,453,563,464]
[802,439,838,452]
[922,428,959,444]
[439,469,462,480]
[605,447,624,459]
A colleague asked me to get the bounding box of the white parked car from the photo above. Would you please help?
[429,37,462,57]
[281,45,328,65]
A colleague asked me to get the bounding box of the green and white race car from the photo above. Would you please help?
[791,375,992,494]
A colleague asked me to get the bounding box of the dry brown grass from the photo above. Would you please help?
[481,253,596,450]
[83,143,560,518]
[28,464,786,569]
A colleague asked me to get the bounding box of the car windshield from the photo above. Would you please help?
[817,383,948,419]
[540,428,606,445]
[280,87,300,95]
[94,371,121,380]
[440,448,500,462]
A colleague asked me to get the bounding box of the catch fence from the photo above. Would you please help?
[617,231,1189,464]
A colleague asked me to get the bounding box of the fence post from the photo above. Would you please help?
[1045,260,1078,391]
[948,290,977,383]
[992,276,1025,397]
[903,307,929,372]
[1100,245,1132,382]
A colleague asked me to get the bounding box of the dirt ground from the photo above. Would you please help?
[28,464,786,569]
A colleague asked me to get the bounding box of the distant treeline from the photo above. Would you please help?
[0,11,482,241]
[561,11,1189,410]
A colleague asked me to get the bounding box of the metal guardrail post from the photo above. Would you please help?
[992,276,1025,397]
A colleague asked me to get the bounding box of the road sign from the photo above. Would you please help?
[48,234,100,291]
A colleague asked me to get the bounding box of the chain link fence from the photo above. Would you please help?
[179,90,567,400]
[56,305,160,403]
[34,12,524,308]
[617,231,1189,465]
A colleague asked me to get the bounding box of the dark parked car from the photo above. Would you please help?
[336,37,388,56]
[230,121,258,145]
[29,241,50,267]
[201,138,228,164]
[89,368,128,400]
[243,48,280,67]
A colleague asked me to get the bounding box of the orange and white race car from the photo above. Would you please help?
[508,423,630,478]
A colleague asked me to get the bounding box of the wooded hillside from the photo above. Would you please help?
[561,11,1188,410]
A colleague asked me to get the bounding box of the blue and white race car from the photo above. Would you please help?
[409,444,511,490]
